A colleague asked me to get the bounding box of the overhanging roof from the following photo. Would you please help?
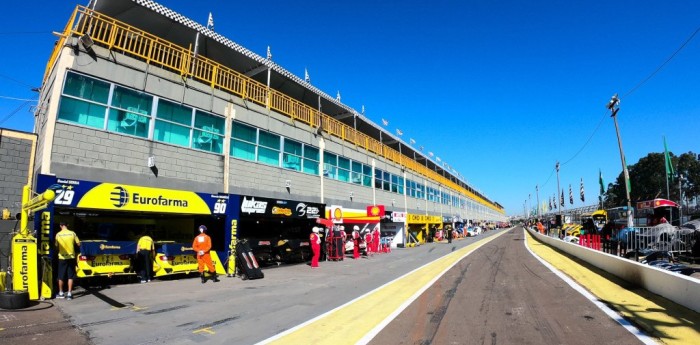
[84,0,496,207]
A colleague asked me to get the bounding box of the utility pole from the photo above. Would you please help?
[607,94,633,228]
[608,94,636,261]
[536,184,540,220]
[556,161,561,229]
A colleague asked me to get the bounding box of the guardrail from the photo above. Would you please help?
[43,5,503,214]
[617,225,696,254]
[526,227,700,313]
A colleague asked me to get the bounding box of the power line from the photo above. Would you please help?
[622,24,700,100]
[0,95,37,102]
[0,73,36,89]
[544,23,700,177]
[0,101,32,126]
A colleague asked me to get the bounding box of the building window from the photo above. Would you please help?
[107,85,153,138]
[282,139,302,171]
[337,157,350,182]
[257,130,281,166]
[193,110,224,153]
[324,152,337,179]
[154,99,192,147]
[231,121,256,161]
[258,131,280,166]
[57,72,110,129]
[362,165,372,187]
[303,145,319,175]
[391,174,399,193]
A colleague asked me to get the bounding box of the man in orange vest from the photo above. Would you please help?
[193,225,219,283]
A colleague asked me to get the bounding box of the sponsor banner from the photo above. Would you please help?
[391,211,406,223]
[406,214,442,224]
[240,195,323,219]
[366,205,385,217]
[325,207,381,224]
[38,176,233,215]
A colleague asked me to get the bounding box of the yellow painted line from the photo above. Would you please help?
[193,327,215,335]
[131,306,147,312]
[262,231,510,345]
[525,230,700,345]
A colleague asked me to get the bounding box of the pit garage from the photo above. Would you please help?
[35,174,239,294]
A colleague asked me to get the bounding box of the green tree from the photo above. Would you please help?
[603,151,699,207]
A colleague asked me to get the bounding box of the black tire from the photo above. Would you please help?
[240,273,248,281]
[0,290,30,310]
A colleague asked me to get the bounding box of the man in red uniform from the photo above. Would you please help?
[352,226,361,259]
[193,225,219,283]
[372,226,381,253]
[310,227,321,268]
[364,229,373,256]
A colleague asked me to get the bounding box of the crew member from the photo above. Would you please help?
[372,226,381,253]
[447,225,453,244]
[352,226,361,259]
[136,231,155,283]
[193,225,219,283]
[364,229,373,256]
[310,227,321,268]
[55,222,80,300]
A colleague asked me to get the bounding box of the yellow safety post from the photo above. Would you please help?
[11,186,55,300]
[227,219,237,277]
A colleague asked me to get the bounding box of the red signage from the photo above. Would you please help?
[366,205,385,217]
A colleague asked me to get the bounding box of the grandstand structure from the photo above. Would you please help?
[32,0,505,245]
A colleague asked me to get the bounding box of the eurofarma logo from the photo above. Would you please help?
[110,186,189,208]
[110,186,129,207]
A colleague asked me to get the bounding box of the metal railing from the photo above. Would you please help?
[619,225,696,254]
[44,5,502,214]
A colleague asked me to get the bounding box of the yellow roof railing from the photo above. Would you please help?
[44,6,503,214]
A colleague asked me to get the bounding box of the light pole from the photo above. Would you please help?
[536,184,540,220]
[679,174,685,224]
[607,94,633,228]
[607,94,640,260]
[556,161,562,227]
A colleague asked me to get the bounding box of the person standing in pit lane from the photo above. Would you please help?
[136,231,155,283]
[310,227,321,268]
[193,225,219,283]
[364,229,373,257]
[352,226,361,259]
[55,222,80,300]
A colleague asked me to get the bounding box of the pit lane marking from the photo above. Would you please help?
[193,327,215,335]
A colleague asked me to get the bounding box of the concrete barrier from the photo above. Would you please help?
[526,227,700,313]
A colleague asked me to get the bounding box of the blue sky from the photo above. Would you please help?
[1,1,698,216]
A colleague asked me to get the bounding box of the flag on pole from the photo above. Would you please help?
[410,138,416,145]
[267,46,272,60]
[664,136,675,182]
[580,178,585,202]
[428,151,434,157]
[569,184,574,205]
[599,169,605,195]
[336,91,341,102]
[560,189,564,207]
[304,68,310,83]
[396,129,403,136]
[381,118,389,126]
[207,12,214,29]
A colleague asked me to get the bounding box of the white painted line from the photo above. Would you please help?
[523,228,658,345]
[256,229,511,345]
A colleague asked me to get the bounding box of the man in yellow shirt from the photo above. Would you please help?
[136,231,155,283]
[55,222,80,300]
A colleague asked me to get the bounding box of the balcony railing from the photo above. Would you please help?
[44,5,502,214]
